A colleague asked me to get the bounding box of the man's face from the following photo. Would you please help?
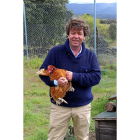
[68,28,85,48]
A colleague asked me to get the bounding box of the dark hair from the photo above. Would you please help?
[66,17,90,37]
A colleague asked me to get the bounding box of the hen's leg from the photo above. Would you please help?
[66,82,75,92]
[68,86,75,92]
[56,98,68,105]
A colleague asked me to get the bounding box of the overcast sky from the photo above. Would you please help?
[69,0,117,3]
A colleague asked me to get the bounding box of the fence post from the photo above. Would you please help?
[23,1,28,60]
[96,27,98,56]
[94,0,96,55]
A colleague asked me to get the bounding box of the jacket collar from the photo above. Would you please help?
[64,39,85,58]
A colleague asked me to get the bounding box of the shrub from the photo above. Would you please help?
[108,23,116,41]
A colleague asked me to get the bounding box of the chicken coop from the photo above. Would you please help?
[93,94,117,140]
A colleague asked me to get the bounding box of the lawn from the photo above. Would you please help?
[23,56,116,140]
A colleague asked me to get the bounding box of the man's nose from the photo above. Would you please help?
[74,33,78,38]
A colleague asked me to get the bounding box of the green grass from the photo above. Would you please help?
[24,56,116,140]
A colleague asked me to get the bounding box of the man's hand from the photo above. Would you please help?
[57,77,68,87]
[66,71,73,81]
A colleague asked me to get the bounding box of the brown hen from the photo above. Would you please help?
[36,65,75,105]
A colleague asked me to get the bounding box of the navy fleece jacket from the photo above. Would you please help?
[39,39,101,107]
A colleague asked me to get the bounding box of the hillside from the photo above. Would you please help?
[66,3,117,20]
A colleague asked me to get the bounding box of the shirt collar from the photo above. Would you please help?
[69,45,82,58]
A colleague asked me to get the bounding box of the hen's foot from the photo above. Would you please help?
[69,87,75,92]
[56,98,68,105]
[67,86,75,92]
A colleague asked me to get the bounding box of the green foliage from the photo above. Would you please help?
[24,56,44,69]
[33,129,48,140]
[80,14,109,38]
[97,24,109,38]
[100,19,116,24]
[24,0,73,50]
[101,69,109,75]
[80,14,95,36]
[108,23,117,41]
[29,0,46,4]
[92,63,116,96]
[91,96,111,116]
[105,63,110,69]
[105,63,116,71]
[80,14,100,36]
[80,14,117,52]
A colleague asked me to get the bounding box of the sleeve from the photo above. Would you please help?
[72,53,101,87]
[39,48,56,87]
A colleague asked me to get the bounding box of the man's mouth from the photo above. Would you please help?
[73,40,79,43]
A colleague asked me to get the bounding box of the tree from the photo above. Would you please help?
[108,23,116,41]
[24,0,45,4]
[79,14,94,37]
[24,0,73,56]
[80,14,106,37]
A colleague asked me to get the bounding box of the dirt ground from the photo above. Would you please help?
[88,132,96,140]
[64,131,96,140]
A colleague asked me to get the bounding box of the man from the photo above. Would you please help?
[39,18,101,140]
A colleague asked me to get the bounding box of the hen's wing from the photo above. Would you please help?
[49,69,66,81]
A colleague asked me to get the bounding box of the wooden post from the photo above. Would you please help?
[95,121,99,140]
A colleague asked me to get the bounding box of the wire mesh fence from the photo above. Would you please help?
[23,1,117,66]
[23,2,72,57]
